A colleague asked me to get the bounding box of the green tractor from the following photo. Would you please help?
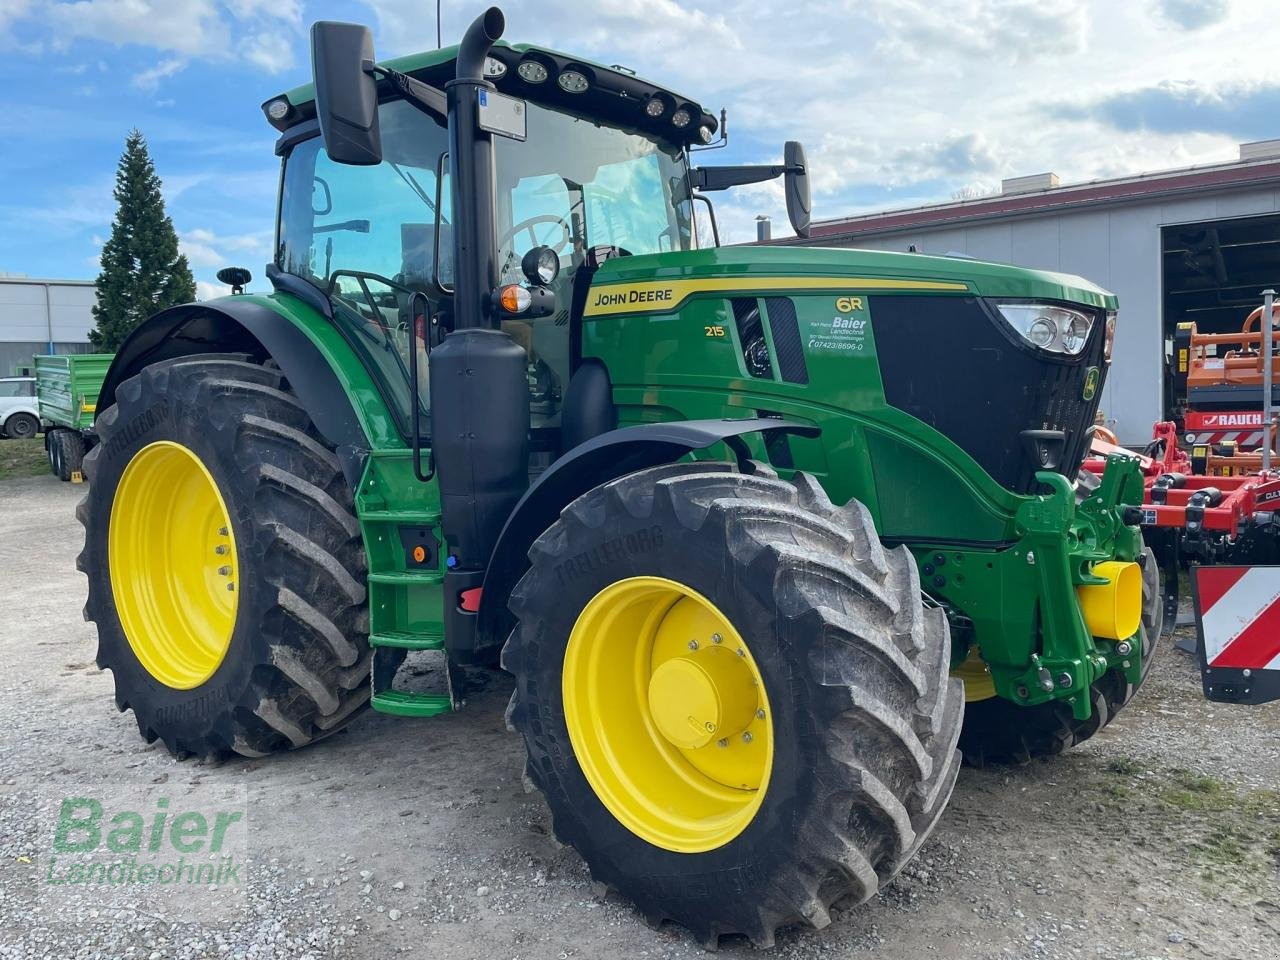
[78,7,1159,947]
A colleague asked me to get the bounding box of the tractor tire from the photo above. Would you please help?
[5,411,39,440]
[78,353,375,759]
[50,429,85,481]
[957,545,1162,766]
[45,430,59,475]
[502,462,964,948]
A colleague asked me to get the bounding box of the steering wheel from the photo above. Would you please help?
[498,214,572,256]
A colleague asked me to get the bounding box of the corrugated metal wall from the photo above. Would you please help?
[3,341,94,377]
[0,280,96,347]
[839,186,1280,444]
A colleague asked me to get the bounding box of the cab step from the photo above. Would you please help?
[359,509,442,524]
[367,570,444,586]
[370,690,453,717]
[369,628,444,650]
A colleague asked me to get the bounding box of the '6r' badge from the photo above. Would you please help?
[1082,366,1100,401]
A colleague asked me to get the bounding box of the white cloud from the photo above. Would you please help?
[242,29,294,72]
[48,0,229,55]
[1156,0,1231,30]
[180,227,273,271]
[195,279,222,301]
[132,57,186,92]
[33,0,299,72]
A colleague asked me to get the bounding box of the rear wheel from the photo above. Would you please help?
[956,546,1162,765]
[48,429,85,481]
[5,412,38,440]
[503,462,964,947]
[78,353,375,758]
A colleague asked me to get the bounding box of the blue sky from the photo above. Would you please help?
[0,0,1274,298]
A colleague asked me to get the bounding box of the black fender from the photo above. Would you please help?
[97,295,369,483]
[476,417,820,654]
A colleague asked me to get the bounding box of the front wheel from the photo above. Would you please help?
[502,462,964,947]
[79,353,375,758]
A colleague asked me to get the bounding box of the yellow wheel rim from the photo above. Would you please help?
[562,576,773,853]
[108,441,238,689]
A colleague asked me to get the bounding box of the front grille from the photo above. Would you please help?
[871,295,1106,494]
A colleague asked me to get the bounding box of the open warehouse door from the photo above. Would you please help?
[1163,213,1280,444]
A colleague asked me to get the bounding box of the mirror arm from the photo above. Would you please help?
[366,61,448,118]
[691,164,786,192]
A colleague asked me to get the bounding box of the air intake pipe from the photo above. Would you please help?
[430,6,529,663]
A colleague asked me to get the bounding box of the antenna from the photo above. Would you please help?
[436,0,442,48]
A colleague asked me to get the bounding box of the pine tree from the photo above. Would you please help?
[89,130,196,350]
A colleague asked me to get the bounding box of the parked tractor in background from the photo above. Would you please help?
[35,352,112,481]
[76,8,1158,946]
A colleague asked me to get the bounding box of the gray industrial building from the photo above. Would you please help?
[0,276,97,375]
[792,140,1280,445]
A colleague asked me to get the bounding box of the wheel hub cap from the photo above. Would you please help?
[647,652,758,750]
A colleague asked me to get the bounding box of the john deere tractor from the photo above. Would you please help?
[79,7,1158,947]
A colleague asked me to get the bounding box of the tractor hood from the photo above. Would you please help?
[585,245,1116,312]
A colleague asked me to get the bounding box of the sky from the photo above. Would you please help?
[0,0,1276,299]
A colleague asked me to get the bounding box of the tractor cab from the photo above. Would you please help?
[265,26,798,463]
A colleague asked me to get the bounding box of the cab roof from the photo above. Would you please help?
[264,40,718,149]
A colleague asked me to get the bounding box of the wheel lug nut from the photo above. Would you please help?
[688,640,699,651]
[217,565,231,576]
[215,545,228,556]
[218,526,228,536]
[756,708,766,720]
[736,648,745,658]
[716,738,728,748]
[741,732,753,743]
[704,722,715,732]
[226,583,235,592]
[711,633,722,644]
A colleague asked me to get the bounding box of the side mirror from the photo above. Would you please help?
[311,21,382,166]
[216,266,252,294]
[784,141,811,239]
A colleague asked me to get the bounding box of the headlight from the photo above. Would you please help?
[517,60,548,83]
[521,245,560,286]
[557,69,589,93]
[994,302,1095,356]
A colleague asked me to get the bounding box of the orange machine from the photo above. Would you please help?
[1174,304,1280,448]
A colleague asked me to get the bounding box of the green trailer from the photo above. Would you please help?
[35,352,112,481]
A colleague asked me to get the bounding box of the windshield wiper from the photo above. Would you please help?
[389,162,440,218]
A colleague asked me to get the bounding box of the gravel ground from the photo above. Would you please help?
[1,473,1278,959]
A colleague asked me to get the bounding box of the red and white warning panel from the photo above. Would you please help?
[1183,410,1265,448]
[1192,565,1280,704]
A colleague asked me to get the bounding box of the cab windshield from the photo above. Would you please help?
[277,95,693,436]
